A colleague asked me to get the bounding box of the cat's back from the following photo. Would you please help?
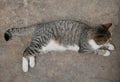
[51,20,84,26]
[46,20,89,30]
[53,20,81,24]
[35,20,89,30]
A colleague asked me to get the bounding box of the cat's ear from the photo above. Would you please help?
[102,23,112,30]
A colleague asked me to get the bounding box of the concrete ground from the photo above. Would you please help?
[0,0,120,82]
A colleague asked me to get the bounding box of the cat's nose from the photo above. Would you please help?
[109,38,112,41]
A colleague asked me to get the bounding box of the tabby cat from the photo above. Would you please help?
[4,20,115,72]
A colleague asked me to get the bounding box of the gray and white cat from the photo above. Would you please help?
[4,20,115,72]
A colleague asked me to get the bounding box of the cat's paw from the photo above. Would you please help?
[103,50,111,56]
[108,44,115,50]
[95,49,106,55]
[29,56,35,68]
[105,43,115,50]
[22,57,29,72]
[22,56,35,72]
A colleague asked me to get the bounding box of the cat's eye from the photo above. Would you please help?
[95,35,105,38]
[97,35,104,38]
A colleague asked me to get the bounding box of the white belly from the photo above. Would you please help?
[42,40,79,52]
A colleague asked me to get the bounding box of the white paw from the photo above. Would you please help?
[22,57,29,72]
[103,51,111,56]
[29,56,35,68]
[108,44,115,50]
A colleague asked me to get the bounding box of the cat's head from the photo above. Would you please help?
[91,23,112,45]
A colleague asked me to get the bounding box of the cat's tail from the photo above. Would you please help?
[4,26,35,41]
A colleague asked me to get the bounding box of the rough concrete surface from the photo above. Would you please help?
[0,0,120,82]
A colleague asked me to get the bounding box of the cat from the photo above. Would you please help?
[4,20,115,72]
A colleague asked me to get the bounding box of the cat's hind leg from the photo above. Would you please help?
[22,56,29,72]
[22,34,50,72]
[22,56,35,72]
[22,44,40,72]
[29,56,35,68]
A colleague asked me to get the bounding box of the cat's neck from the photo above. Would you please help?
[88,39,103,50]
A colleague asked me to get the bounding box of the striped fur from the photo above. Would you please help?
[4,20,114,72]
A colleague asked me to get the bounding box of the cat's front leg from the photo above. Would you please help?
[78,46,89,53]
[95,43,115,56]
[95,49,111,56]
[102,43,115,56]
[103,50,111,56]
[95,46,111,56]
